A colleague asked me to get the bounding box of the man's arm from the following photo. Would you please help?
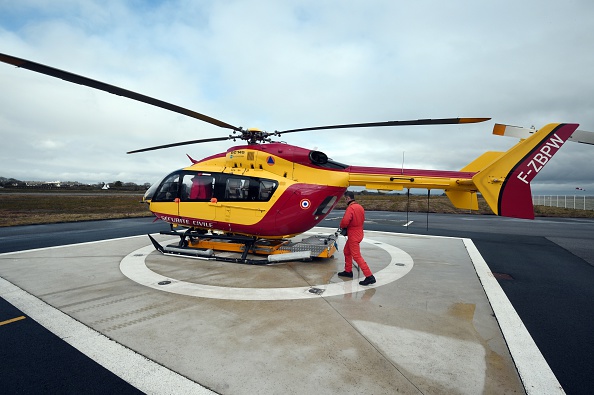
[340,206,353,229]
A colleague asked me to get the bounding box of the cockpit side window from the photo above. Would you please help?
[152,172,181,202]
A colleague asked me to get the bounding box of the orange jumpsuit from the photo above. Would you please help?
[340,201,373,277]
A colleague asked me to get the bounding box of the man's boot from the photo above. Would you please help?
[359,275,376,286]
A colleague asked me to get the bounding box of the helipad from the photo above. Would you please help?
[0,227,559,394]
[120,234,414,300]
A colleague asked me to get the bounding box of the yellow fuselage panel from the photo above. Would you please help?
[198,147,350,187]
[291,162,349,187]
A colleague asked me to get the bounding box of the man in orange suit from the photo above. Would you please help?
[338,191,376,286]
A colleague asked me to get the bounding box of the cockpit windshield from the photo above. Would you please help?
[143,173,173,202]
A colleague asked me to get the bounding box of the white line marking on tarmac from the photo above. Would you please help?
[463,238,564,395]
[0,234,149,256]
[0,276,216,395]
[120,234,414,301]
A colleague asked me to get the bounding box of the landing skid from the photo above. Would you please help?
[148,230,338,265]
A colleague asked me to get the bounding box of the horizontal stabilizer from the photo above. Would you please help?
[493,124,594,145]
[445,190,478,210]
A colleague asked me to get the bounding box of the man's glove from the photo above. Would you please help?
[339,228,348,236]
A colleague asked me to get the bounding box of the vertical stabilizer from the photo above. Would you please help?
[472,123,578,219]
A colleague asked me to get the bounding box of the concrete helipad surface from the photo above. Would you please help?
[0,227,561,394]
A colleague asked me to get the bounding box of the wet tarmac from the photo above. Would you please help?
[0,227,562,394]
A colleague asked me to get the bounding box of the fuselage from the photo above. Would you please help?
[145,142,477,238]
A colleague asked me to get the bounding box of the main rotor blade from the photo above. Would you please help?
[127,136,232,154]
[278,117,491,134]
[0,53,240,131]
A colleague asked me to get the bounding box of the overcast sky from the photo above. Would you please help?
[1,0,593,195]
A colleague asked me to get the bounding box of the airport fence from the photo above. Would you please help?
[532,195,594,211]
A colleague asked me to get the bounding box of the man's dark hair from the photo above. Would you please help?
[344,191,355,200]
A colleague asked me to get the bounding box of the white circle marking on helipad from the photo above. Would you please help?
[120,235,413,300]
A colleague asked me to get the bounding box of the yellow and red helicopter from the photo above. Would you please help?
[0,53,588,263]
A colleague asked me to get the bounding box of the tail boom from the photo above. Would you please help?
[345,123,578,220]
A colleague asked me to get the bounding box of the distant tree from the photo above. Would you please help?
[123,182,143,191]
[113,180,123,188]
[3,178,26,188]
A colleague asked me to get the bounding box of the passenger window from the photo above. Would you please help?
[259,180,277,201]
[181,173,214,201]
[210,174,279,202]
[226,178,245,199]
[315,195,337,215]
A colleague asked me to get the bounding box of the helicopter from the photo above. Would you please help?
[0,53,588,262]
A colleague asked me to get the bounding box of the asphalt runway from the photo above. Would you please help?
[1,214,593,394]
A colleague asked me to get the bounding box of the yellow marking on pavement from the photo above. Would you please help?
[0,316,26,326]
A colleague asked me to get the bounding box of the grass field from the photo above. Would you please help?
[1,191,593,227]
[0,192,152,226]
